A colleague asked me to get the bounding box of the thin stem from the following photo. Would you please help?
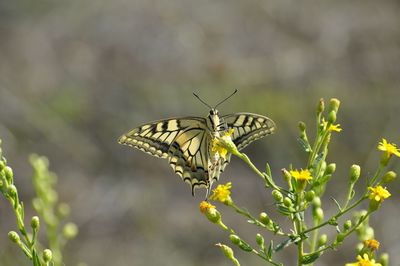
[230,204,287,236]
[369,163,384,186]
[307,113,322,168]
[236,153,281,191]
[295,192,305,266]
[303,194,368,235]
[306,211,371,257]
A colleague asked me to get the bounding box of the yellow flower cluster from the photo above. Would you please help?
[378,138,400,157]
[210,182,232,204]
[211,129,236,159]
[290,169,313,181]
[368,186,391,203]
[345,253,382,266]
[322,118,342,132]
[199,201,216,214]
[364,239,380,251]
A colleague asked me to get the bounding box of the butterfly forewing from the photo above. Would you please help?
[119,117,215,192]
[222,113,276,150]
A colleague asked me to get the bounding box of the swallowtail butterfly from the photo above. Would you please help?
[118,90,275,195]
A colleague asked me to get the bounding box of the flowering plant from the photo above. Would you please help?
[200,98,396,266]
[0,141,81,266]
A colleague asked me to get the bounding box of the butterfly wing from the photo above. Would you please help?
[118,117,213,193]
[222,113,276,150]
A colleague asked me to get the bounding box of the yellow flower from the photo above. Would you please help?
[210,182,232,204]
[364,239,380,251]
[378,138,400,157]
[368,186,391,203]
[211,129,236,159]
[345,253,382,266]
[290,169,313,181]
[199,201,216,214]
[322,118,342,132]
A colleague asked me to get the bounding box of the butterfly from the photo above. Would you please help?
[118,90,276,195]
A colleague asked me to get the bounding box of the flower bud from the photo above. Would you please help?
[256,233,265,247]
[63,223,78,239]
[382,171,396,183]
[356,243,363,253]
[259,212,271,225]
[7,184,17,197]
[0,160,5,171]
[325,163,336,175]
[328,98,340,114]
[305,190,315,202]
[298,121,306,132]
[43,249,53,262]
[229,234,241,245]
[8,231,20,243]
[319,161,327,175]
[4,166,13,182]
[281,168,292,183]
[229,235,252,252]
[272,190,283,202]
[57,203,71,218]
[380,253,389,266]
[363,227,375,241]
[45,189,58,204]
[335,232,346,245]
[283,197,292,207]
[349,164,361,183]
[313,207,324,222]
[313,196,321,208]
[327,111,337,124]
[32,198,43,212]
[318,234,327,247]
[30,216,40,230]
[317,98,325,114]
[216,243,238,263]
[343,220,352,231]
[199,201,222,224]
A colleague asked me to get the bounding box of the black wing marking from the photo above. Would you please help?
[222,113,276,150]
[118,117,206,158]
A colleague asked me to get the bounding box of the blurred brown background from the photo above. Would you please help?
[0,1,399,265]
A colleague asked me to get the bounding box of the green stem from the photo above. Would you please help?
[306,211,371,257]
[303,194,368,235]
[307,114,322,168]
[295,192,305,266]
[236,153,281,191]
[230,204,287,236]
[342,183,355,210]
[369,163,384,187]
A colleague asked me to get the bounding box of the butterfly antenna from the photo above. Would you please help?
[214,89,238,109]
[193,92,212,109]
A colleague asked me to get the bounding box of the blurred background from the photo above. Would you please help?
[0,1,399,265]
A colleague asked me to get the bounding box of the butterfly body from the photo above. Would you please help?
[118,109,275,195]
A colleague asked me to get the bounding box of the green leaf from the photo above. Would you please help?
[265,163,272,178]
[275,236,300,252]
[331,197,342,211]
[312,153,324,168]
[267,240,273,259]
[276,205,292,216]
[297,137,312,153]
[301,252,322,264]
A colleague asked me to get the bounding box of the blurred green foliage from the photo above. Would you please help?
[0,0,399,265]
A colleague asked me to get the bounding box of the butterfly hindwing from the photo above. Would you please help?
[223,113,276,150]
[168,126,210,193]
